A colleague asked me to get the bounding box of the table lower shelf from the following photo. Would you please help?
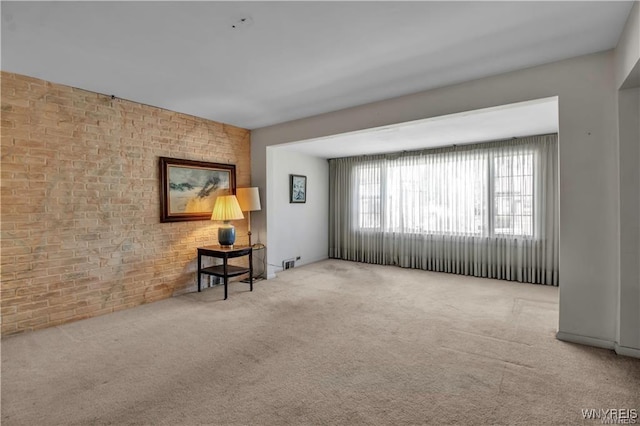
[200,265,250,278]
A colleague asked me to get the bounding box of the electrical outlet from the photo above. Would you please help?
[296,256,301,261]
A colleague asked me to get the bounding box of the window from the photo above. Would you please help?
[356,150,536,238]
[492,152,534,236]
[330,135,558,285]
[356,165,382,229]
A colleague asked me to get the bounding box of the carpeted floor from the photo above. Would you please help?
[1,259,639,425]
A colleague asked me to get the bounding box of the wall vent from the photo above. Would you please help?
[283,259,295,270]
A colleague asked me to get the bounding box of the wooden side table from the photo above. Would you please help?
[197,245,253,300]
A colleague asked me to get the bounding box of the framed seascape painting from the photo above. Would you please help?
[160,157,236,222]
[290,174,307,203]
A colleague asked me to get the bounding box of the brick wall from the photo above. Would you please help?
[0,72,251,335]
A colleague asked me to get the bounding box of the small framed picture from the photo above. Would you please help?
[290,174,307,203]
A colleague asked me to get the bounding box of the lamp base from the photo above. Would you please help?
[218,222,236,247]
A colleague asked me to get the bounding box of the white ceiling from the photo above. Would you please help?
[275,97,559,158]
[0,1,634,130]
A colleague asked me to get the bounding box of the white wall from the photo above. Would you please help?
[264,148,329,277]
[615,2,640,89]
[614,1,640,357]
[253,51,621,348]
[617,87,640,354]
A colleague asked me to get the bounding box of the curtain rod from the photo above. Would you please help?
[327,132,558,161]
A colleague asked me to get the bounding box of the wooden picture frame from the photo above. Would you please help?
[290,174,307,203]
[160,157,236,222]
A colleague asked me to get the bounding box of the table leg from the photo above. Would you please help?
[223,258,228,300]
[249,249,253,292]
[197,251,201,292]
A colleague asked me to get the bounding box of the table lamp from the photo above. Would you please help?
[236,187,261,247]
[211,195,244,248]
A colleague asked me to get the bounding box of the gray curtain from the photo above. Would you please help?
[328,134,559,285]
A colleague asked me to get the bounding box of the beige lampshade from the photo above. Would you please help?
[236,187,261,212]
[211,195,244,221]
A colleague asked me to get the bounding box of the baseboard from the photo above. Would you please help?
[556,331,640,359]
[173,287,192,296]
[614,343,640,359]
[240,276,265,284]
[267,257,329,279]
[555,331,615,350]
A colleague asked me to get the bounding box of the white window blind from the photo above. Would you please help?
[356,150,535,238]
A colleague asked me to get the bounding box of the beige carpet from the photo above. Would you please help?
[1,259,639,425]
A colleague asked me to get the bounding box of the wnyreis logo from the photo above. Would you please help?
[581,409,638,424]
